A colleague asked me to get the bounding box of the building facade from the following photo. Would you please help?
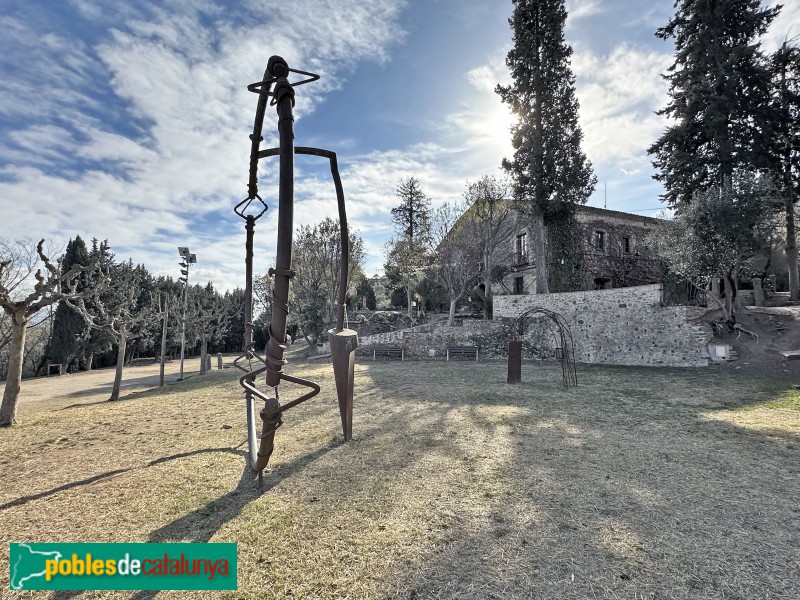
[497,206,665,295]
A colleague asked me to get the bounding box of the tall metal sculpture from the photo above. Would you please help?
[234,56,358,482]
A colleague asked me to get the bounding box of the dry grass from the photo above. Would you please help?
[1,358,799,599]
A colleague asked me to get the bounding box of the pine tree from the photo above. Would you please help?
[46,236,90,371]
[648,0,780,207]
[770,41,800,300]
[385,177,433,317]
[391,178,432,244]
[496,0,596,294]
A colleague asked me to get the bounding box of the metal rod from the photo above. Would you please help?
[247,68,273,200]
[331,153,348,331]
[264,56,295,389]
[254,146,349,330]
[243,216,260,468]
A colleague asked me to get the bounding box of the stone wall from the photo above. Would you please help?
[358,320,513,360]
[494,284,712,367]
[356,284,712,367]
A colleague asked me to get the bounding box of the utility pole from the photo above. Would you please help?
[177,246,197,381]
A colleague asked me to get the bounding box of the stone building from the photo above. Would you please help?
[495,205,665,295]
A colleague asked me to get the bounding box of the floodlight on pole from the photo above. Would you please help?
[177,246,197,381]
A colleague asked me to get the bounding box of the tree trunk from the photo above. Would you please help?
[0,310,28,426]
[200,333,207,375]
[732,268,741,313]
[723,274,735,323]
[785,182,798,301]
[531,75,549,295]
[159,304,168,387]
[779,54,799,302]
[752,277,765,307]
[109,326,126,401]
[484,249,493,320]
[86,352,94,372]
[533,212,549,294]
[448,298,457,327]
[406,285,414,319]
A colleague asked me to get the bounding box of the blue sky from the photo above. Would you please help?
[1,0,797,291]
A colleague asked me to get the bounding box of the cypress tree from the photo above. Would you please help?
[82,239,115,369]
[46,236,90,371]
[496,0,596,294]
[770,42,800,300]
[648,0,780,208]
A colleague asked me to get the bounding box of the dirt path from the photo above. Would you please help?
[1,355,235,419]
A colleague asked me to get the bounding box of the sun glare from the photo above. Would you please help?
[485,103,516,158]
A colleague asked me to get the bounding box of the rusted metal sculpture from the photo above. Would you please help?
[508,307,578,388]
[233,56,357,482]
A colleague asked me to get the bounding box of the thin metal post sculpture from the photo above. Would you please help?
[508,307,578,388]
[233,56,358,480]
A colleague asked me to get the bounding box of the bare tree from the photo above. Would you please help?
[431,202,484,326]
[187,283,228,375]
[0,239,101,426]
[463,175,514,319]
[292,218,365,345]
[70,259,157,401]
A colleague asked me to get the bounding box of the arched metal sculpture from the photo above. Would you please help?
[508,307,578,388]
[233,56,358,483]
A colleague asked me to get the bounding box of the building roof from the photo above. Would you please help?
[575,205,665,225]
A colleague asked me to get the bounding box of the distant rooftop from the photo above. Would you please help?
[577,204,666,225]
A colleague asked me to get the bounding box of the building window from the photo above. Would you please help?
[515,233,528,264]
[623,236,631,254]
[514,276,524,294]
[594,230,605,251]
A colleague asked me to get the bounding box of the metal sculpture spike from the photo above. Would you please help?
[233,56,357,481]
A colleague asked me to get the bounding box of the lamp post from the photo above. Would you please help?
[178,247,197,381]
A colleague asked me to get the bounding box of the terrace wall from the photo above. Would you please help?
[356,284,712,367]
[493,284,711,367]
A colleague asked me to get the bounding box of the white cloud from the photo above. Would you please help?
[565,0,603,21]
[0,0,408,290]
[572,44,672,174]
[763,0,800,52]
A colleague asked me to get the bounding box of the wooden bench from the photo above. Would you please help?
[447,345,479,361]
[372,346,404,361]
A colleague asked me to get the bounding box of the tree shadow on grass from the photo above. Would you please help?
[47,441,339,600]
[2,448,240,511]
